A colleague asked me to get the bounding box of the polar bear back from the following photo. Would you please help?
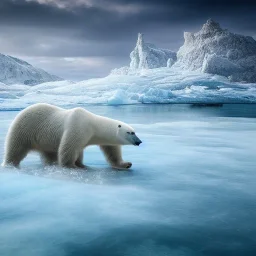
[5,103,93,153]
[6,104,66,152]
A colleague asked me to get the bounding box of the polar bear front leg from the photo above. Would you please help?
[58,131,83,168]
[100,145,132,169]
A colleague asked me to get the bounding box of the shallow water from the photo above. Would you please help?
[0,104,256,256]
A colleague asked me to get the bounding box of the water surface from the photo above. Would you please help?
[0,104,256,256]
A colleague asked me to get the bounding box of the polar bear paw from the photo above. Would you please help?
[113,161,132,170]
[75,162,86,169]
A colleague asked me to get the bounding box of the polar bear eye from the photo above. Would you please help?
[127,132,130,134]
[131,132,135,135]
[118,125,121,128]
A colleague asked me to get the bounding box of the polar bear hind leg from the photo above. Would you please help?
[100,145,132,169]
[4,142,30,168]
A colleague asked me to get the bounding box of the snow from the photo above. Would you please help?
[202,54,242,77]
[107,90,135,105]
[112,19,256,83]
[0,104,256,256]
[0,19,255,109]
[167,58,175,68]
[0,68,256,110]
[110,66,131,76]
[173,19,256,83]
[0,18,255,255]
[112,33,176,75]
[130,33,176,70]
[0,53,61,85]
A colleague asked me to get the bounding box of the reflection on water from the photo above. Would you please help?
[0,104,256,256]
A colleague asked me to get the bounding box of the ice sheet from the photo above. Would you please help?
[0,69,256,110]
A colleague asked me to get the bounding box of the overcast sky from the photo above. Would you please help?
[0,0,255,81]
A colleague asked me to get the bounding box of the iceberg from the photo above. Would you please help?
[130,33,177,69]
[111,33,176,75]
[201,54,242,77]
[173,19,256,83]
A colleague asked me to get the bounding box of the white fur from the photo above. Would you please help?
[2,103,138,169]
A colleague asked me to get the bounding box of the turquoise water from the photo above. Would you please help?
[0,104,256,256]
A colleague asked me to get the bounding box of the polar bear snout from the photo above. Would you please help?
[135,140,142,146]
[124,131,142,146]
[133,135,142,146]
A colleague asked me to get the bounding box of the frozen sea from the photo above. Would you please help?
[0,104,256,256]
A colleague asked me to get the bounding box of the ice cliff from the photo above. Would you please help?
[0,54,61,85]
[173,19,256,83]
[111,33,177,75]
[113,20,256,83]
[130,33,177,69]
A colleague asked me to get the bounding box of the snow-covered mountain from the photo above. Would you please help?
[111,33,176,74]
[0,54,61,85]
[173,19,256,83]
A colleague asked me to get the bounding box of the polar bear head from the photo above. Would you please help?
[116,123,142,146]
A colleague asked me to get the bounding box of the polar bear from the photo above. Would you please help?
[2,103,142,169]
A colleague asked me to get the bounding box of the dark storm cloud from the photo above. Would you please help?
[1,0,255,39]
[0,0,255,80]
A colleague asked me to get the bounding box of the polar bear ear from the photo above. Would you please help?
[118,125,121,128]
